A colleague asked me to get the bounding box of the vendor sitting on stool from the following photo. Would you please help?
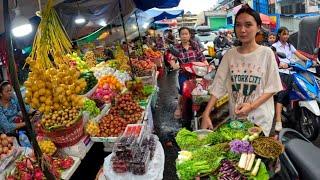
[0,81,35,134]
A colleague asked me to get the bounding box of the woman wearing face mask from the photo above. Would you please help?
[0,81,34,134]
[169,27,207,121]
[272,27,310,132]
[201,5,283,137]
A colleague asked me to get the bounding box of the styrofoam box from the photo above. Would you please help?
[60,135,94,159]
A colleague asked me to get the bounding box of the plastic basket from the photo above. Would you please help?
[43,117,84,148]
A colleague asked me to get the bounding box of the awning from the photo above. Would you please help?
[133,0,181,11]
[145,8,184,21]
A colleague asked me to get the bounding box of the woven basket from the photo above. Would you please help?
[43,117,84,148]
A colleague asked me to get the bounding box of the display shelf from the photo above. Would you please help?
[61,156,81,180]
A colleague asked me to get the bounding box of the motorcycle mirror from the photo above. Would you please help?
[277,52,287,59]
[168,45,180,57]
[313,48,319,55]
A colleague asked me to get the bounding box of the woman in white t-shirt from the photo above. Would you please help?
[201,4,283,136]
[272,27,309,132]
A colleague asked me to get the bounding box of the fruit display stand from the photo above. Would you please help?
[60,156,81,180]
[60,135,94,160]
[97,137,165,180]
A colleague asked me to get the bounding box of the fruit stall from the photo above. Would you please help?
[173,120,283,180]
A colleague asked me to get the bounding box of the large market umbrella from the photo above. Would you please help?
[145,8,184,22]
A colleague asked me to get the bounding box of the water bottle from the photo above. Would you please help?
[18,131,32,148]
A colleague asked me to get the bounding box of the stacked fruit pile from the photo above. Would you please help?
[41,106,81,130]
[126,79,147,101]
[131,58,155,77]
[82,99,100,118]
[83,51,96,68]
[0,134,15,159]
[97,115,127,137]
[38,139,57,156]
[144,48,162,59]
[24,63,86,114]
[6,156,59,180]
[85,120,100,136]
[111,45,131,72]
[65,52,89,72]
[98,75,123,91]
[110,93,144,123]
[96,93,143,137]
[91,75,123,103]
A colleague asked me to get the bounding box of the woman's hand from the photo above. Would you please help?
[171,62,180,70]
[279,63,289,69]
[235,103,253,117]
[201,114,213,130]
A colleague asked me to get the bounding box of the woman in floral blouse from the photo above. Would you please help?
[0,81,34,134]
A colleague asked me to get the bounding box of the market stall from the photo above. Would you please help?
[174,120,283,180]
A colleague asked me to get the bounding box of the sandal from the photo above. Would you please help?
[174,107,182,119]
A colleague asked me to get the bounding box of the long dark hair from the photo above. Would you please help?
[234,4,262,45]
[0,81,10,96]
[277,26,292,50]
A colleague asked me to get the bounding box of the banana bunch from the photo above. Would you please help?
[30,0,72,70]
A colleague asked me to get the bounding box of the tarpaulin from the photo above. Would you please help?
[133,0,180,11]
[144,8,184,22]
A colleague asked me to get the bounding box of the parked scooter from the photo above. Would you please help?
[214,45,231,65]
[277,51,320,140]
[277,128,320,180]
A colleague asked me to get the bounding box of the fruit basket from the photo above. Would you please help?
[42,116,84,148]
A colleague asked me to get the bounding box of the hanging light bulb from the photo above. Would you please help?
[75,14,86,24]
[74,3,85,25]
[11,9,33,37]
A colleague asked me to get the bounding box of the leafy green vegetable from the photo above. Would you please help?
[177,160,212,180]
[176,128,204,150]
[243,121,255,130]
[209,175,218,180]
[217,125,247,141]
[204,131,228,145]
[142,85,154,96]
[225,151,241,161]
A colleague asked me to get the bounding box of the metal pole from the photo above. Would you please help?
[134,11,144,52]
[118,0,135,79]
[3,0,55,179]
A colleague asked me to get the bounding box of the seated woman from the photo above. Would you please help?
[0,81,34,134]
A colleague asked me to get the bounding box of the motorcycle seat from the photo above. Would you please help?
[285,138,320,180]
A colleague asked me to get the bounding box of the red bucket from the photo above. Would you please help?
[42,118,84,148]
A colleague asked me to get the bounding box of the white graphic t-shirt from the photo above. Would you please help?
[210,46,283,136]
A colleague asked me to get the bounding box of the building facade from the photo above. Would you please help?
[176,11,198,29]
[269,0,320,14]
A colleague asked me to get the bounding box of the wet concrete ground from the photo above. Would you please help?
[153,70,181,180]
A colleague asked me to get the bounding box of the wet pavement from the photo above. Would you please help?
[153,70,181,180]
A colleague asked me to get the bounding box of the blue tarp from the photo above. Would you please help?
[133,0,180,11]
[145,8,184,22]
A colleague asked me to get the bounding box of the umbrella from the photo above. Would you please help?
[260,13,271,25]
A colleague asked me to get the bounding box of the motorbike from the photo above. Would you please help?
[277,128,320,180]
[214,45,231,65]
[277,51,320,140]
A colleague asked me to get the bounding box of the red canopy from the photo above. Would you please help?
[260,13,271,25]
